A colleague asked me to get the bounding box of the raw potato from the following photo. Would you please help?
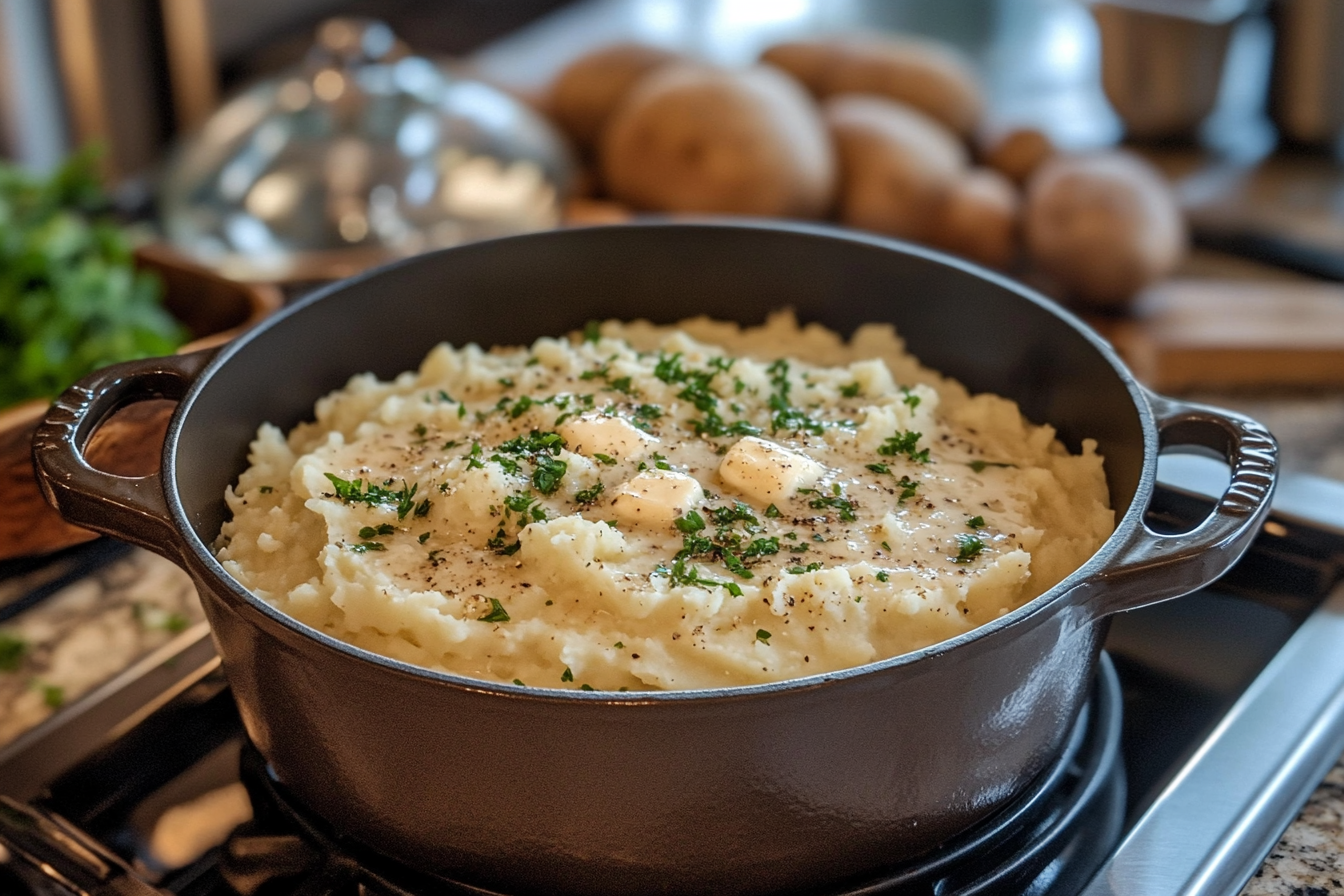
[762,35,984,138]
[600,64,835,217]
[548,43,684,150]
[981,127,1056,185]
[824,94,967,242]
[1024,152,1187,309]
[928,168,1020,270]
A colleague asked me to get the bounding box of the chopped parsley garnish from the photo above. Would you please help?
[427,550,441,562]
[323,474,420,519]
[0,631,28,672]
[614,641,624,649]
[359,524,395,539]
[477,598,510,623]
[348,542,386,553]
[876,571,890,582]
[575,482,605,505]
[799,484,857,521]
[967,515,985,529]
[655,556,744,595]
[593,453,618,466]
[742,537,780,558]
[954,533,985,563]
[764,503,781,518]
[258,485,274,494]
[580,684,595,691]
[866,465,921,503]
[499,429,566,456]
[513,679,526,686]
[412,423,428,439]
[487,529,521,555]
[561,666,574,682]
[653,351,758,439]
[498,377,514,389]
[840,382,861,398]
[583,320,601,343]
[756,629,772,644]
[709,502,759,528]
[509,395,535,419]
[419,532,431,544]
[532,455,568,495]
[466,442,485,470]
[40,684,64,709]
[675,510,706,533]
[901,388,921,410]
[877,430,930,463]
[786,562,824,574]
[504,491,548,522]
[968,460,1015,473]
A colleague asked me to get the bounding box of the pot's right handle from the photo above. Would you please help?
[32,349,218,565]
[1085,391,1277,618]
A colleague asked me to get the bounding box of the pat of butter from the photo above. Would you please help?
[718,436,824,503]
[610,471,704,527]
[559,414,656,461]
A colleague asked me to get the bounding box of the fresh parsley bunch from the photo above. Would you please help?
[0,148,186,407]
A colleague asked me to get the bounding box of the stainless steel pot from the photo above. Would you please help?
[33,221,1276,896]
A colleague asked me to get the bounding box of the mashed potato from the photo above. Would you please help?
[215,313,1113,690]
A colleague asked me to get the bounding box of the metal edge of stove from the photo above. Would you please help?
[0,621,219,802]
[1082,466,1344,896]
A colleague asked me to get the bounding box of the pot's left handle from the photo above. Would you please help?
[1085,391,1277,618]
[32,349,218,564]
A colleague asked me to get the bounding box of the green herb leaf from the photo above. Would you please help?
[561,666,574,682]
[764,503,781,518]
[575,482,605,505]
[877,430,930,463]
[478,598,510,623]
[674,510,706,533]
[593,453,618,466]
[954,533,985,563]
[348,542,386,553]
[756,629,772,644]
[967,515,985,529]
[0,631,28,672]
[583,320,601,343]
[840,382,861,398]
[876,571,890,582]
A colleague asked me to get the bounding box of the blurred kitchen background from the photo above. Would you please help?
[2,0,1344,473]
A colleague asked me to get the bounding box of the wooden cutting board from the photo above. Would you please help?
[1088,279,1344,391]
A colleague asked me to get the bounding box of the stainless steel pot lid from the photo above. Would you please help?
[159,18,575,283]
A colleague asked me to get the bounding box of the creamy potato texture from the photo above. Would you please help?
[216,314,1113,690]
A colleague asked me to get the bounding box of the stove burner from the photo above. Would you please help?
[216,656,1124,896]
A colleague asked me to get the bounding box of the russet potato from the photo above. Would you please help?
[928,168,1020,270]
[763,35,984,138]
[1024,152,1186,309]
[600,63,835,217]
[548,43,685,152]
[824,94,967,242]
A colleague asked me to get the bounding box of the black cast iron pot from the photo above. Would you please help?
[34,221,1276,896]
